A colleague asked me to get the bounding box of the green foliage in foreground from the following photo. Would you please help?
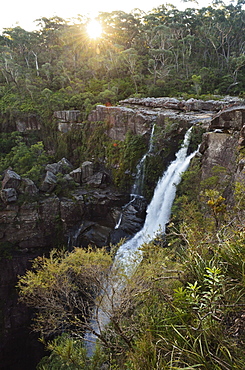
[37,334,107,370]
[17,247,112,337]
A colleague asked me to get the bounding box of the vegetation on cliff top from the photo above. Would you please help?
[0,0,245,124]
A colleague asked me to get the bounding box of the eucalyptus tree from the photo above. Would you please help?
[195,1,245,93]
[99,11,141,49]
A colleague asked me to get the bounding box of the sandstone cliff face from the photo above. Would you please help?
[0,190,131,252]
[199,107,245,196]
[88,105,158,141]
[86,96,243,140]
[87,102,213,141]
[0,254,45,369]
[200,132,238,180]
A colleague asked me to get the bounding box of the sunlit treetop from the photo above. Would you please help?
[86,19,103,39]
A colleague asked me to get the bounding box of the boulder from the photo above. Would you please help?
[1,188,18,203]
[120,204,145,234]
[2,170,21,190]
[40,171,57,192]
[81,161,93,182]
[45,163,61,175]
[210,106,245,132]
[86,171,110,188]
[80,223,111,247]
[58,158,73,173]
[70,168,82,183]
[20,178,39,195]
[45,158,73,175]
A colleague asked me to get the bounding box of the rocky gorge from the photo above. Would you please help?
[0,96,245,369]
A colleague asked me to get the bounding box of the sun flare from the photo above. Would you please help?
[86,19,102,39]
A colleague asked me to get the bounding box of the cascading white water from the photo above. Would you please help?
[115,126,198,271]
[84,126,199,353]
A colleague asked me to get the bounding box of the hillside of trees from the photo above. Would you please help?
[1,0,245,118]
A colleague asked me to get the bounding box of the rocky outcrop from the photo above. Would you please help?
[210,106,245,133]
[200,132,238,180]
[199,105,245,200]
[40,170,57,192]
[1,188,18,203]
[54,110,81,133]
[110,97,245,192]
[2,170,21,190]
[15,113,41,132]
[120,96,244,111]
[87,97,244,141]
[54,110,81,122]
[0,189,131,251]
[88,105,158,141]
[88,104,210,141]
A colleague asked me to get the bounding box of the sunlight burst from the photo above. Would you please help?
[86,19,102,39]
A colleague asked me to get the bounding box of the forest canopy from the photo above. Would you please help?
[0,0,244,124]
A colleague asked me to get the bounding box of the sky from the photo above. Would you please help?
[0,0,209,32]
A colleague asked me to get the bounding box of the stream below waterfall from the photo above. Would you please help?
[84,126,199,354]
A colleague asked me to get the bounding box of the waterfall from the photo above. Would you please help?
[67,224,83,249]
[84,126,199,353]
[131,123,155,196]
[115,127,198,271]
[115,124,155,230]
[114,213,123,229]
